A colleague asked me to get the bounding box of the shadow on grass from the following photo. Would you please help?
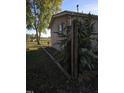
[26,48,55,90]
[26,47,98,93]
[26,47,68,92]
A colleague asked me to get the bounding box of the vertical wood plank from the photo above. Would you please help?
[71,21,74,78]
[71,20,79,79]
[74,21,78,79]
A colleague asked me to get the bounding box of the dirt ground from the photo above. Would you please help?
[26,48,98,93]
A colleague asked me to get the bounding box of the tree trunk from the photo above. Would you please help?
[36,28,40,45]
[38,32,41,42]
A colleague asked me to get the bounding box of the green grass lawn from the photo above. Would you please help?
[26,39,50,51]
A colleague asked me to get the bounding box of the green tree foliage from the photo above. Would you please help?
[78,13,98,71]
[26,0,62,44]
[26,0,35,29]
[54,26,71,74]
[56,13,98,72]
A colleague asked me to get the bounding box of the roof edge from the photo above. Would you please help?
[49,10,98,28]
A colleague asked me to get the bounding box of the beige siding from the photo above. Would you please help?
[51,16,68,50]
[50,14,98,50]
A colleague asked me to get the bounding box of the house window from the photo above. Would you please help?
[58,23,64,32]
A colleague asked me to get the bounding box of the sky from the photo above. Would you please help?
[62,0,98,14]
[26,0,98,37]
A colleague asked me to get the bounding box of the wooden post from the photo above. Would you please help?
[71,20,79,79]
[74,21,79,79]
[71,21,74,78]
